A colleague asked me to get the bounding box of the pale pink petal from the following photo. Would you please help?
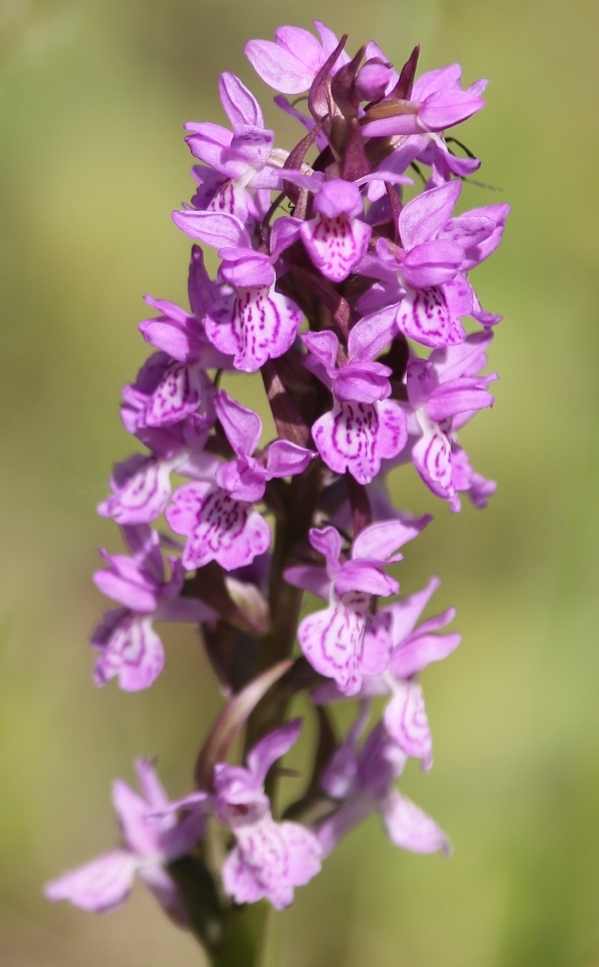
[98,457,174,525]
[244,40,315,94]
[313,400,406,485]
[396,286,466,348]
[399,180,462,249]
[247,719,303,784]
[301,215,371,283]
[219,71,264,128]
[45,850,137,913]
[93,615,165,692]
[165,481,211,536]
[387,577,442,642]
[381,789,450,854]
[214,390,262,457]
[142,362,209,428]
[205,286,302,373]
[412,428,458,508]
[174,488,271,571]
[352,516,424,562]
[112,780,160,857]
[391,630,461,678]
[298,591,370,695]
[383,681,433,768]
[223,819,320,910]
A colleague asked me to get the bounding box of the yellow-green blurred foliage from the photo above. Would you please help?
[0,0,598,964]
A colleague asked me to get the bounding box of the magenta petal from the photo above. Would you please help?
[277,821,322,888]
[266,439,316,478]
[317,798,374,857]
[399,180,462,249]
[269,216,303,260]
[396,286,466,348]
[244,40,315,94]
[216,459,266,503]
[143,362,208,428]
[284,565,331,600]
[223,819,321,909]
[352,516,425,562]
[347,306,398,362]
[360,610,393,676]
[301,329,339,368]
[45,850,137,913]
[93,615,165,692]
[308,524,342,571]
[425,378,495,423]
[420,88,485,129]
[391,630,461,678]
[247,719,303,784]
[139,315,204,364]
[373,399,409,460]
[334,561,397,597]
[177,489,271,571]
[98,457,174,525]
[401,240,464,289]
[112,780,160,857]
[298,592,370,695]
[93,558,158,613]
[381,789,450,854]
[412,428,456,505]
[219,71,264,128]
[214,390,262,457]
[205,286,302,373]
[388,577,441,642]
[333,362,391,404]
[313,400,406,485]
[301,215,371,283]
[165,481,210,536]
[411,63,463,100]
[171,210,251,250]
[383,681,433,768]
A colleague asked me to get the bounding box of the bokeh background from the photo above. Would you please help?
[1,0,598,964]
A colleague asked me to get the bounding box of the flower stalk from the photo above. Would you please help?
[45,20,508,965]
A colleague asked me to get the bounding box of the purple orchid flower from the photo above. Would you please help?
[403,331,497,511]
[170,212,304,373]
[165,391,314,570]
[167,721,322,909]
[184,72,283,223]
[91,524,214,691]
[362,63,486,138]
[313,577,460,769]
[45,759,205,921]
[97,451,181,526]
[317,711,450,857]
[122,350,216,432]
[285,517,428,695]
[300,179,372,283]
[357,181,508,347]
[245,21,349,95]
[302,313,408,484]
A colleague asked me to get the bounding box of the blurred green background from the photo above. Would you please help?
[1,0,598,964]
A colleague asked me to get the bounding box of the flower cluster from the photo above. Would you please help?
[47,21,507,959]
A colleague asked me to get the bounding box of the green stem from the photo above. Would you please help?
[211,903,270,967]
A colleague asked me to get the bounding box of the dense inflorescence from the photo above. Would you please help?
[46,21,508,959]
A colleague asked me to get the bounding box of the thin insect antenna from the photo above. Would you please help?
[445,136,477,159]
[291,95,309,107]
[461,176,503,192]
[410,161,427,185]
